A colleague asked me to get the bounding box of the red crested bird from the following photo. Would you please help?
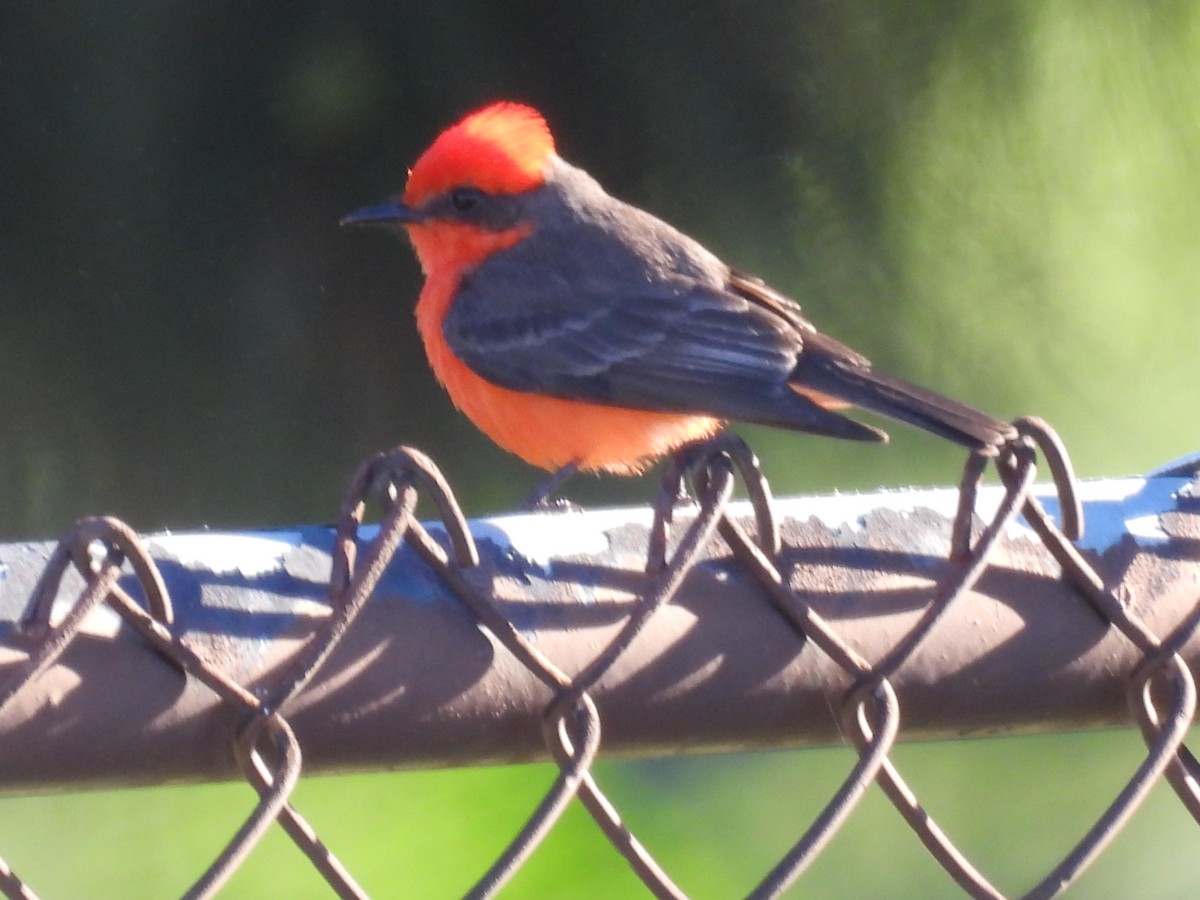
[343,101,1014,485]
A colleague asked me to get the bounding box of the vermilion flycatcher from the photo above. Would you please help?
[344,102,1014,479]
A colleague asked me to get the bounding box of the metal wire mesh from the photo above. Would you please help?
[0,419,1197,898]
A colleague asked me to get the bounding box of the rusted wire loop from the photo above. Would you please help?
[184,713,303,900]
[543,693,688,900]
[1020,653,1196,900]
[73,516,174,625]
[991,432,1034,484]
[466,693,603,900]
[331,446,472,596]
[842,678,905,765]
[5,518,183,715]
[840,678,900,748]
[863,438,1038,685]
[649,448,697,575]
[330,472,420,608]
[950,450,991,560]
[16,531,114,639]
[1012,417,1084,542]
[652,434,779,569]
[1012,492,1113,623]
[365,446,479,567]
[841,683,1007,900]
[1125,588,1200,821]
[266,478,423,716]
[991,436,1111,620]
[233,710,304,800]
[22,516,172,631]
[228,713,369,899]
[1128,649,1198,742]
[0,563,121,718]
[748,680,900,900]
[653,446,736,568]
[688,432,780,557]
[21,532,358,900]
[570,456,735,700]
[541,690,603,774]
[466,454,741,900]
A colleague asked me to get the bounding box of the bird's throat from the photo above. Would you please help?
[406,221,531,279]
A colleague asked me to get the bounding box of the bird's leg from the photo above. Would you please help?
[664,435,734,508]
[521,460,581,511]
[672,434,736,501]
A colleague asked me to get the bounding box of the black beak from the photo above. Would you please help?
[339,200,424,226]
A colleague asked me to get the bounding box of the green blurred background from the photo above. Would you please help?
[1,1,1198,896]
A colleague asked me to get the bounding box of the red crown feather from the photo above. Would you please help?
[404,102,556,206]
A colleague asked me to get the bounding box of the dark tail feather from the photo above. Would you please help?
[791,333,1016,453]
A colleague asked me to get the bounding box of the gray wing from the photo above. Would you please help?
[442,266,885,441]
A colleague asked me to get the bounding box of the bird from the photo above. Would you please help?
[342,101,1015,490]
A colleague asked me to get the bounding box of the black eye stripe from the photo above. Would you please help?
[438,186,524,231]
[450,187,486,212]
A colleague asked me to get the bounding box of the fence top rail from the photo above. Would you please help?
[0,462,1195,792]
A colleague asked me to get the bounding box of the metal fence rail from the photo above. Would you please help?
[0,422,1197,898]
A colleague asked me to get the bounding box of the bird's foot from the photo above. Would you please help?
[520,460,582,512]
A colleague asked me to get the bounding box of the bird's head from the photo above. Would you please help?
[342,102,557,274]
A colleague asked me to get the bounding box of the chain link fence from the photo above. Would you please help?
[0,420,1198,897]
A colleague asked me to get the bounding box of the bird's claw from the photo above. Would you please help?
[520,460,582,512]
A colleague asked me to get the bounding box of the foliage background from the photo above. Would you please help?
[1,1,1197,896]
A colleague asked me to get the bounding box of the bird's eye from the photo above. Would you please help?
[450,188,484,213]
